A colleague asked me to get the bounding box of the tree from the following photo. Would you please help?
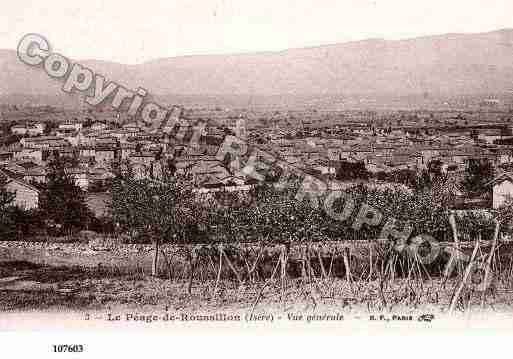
[39,159,93,234]
[111,169,203,276]
[0,175,15,239]
[0,134,22,147]
[0,120,15,137]
[44,120,57,135]
[374,168,431,191]
[427,159,444,180]
[414,170,433,192]
[0,175,15,211]
[461,159,494,197]
[336,161,370,181]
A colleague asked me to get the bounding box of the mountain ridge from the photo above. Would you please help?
[2,29,513,98]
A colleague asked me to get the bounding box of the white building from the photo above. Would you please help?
[1,170,40,210]
[58,121,83,131]
[486,172,513,209]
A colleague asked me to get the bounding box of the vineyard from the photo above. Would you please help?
[2,233,513,314]
[3,174,513,314]
[103,173,513,313]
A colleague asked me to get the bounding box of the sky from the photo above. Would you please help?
[2,0,513,64]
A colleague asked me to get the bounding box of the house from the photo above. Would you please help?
[109,127,139,139]
[128,152,157,179]
[20,136,69,149]
[174,155,222,175]
[58,120,83,132]
[2,164,27,177]
[56,127,79,138]
[86,192,111,218]
[14,148,43,162]
[121,122,142,132]
[27,123,45,136]
[45,146,74,161]
[65,166,89,190]
[0,170,40,210]
[0,149,14,163]
[11,125,28,135]
[192,165,233,187]
[495,148,513,165]
[478,129,503,145]
[120,143,136,160]
[90,121,108,131]
[193,183,252,196]
[87,166,115,190]
[94,145,117,165]
[23,166,47,184]
[366,160,393,175]
[485,172,513,209]
[78,145,96,158]
[11,123,45,136]
[161,106,183,133]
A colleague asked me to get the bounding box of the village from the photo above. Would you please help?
[2,103,513,216]
[4,99,513,317]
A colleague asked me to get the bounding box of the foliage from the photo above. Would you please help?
[111,169,206,244]
[44,120,57,135]
[0,175,15,212]
[373,169,432,192]
[427,159,445,181]
[0,175,16,239]
[38,159,93,234]
[461,158,494,197]
[335,161,370,181]
[247,181,326,243]
[111,164,498,247]
[0,134,22,147]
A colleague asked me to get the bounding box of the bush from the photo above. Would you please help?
[0,208,46,241]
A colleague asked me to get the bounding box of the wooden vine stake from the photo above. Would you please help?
[480,220,500,309]
[222,248,242,285]
[343,246,352,283]
[212,244,223,300]
[368,244,373,281]
[251,250,282,315]
[317,244,327,280]
[247,244,265,283]
[280,244,288,304]
[187,246,197,295]
[448,237,480,315]
[445,212,462,280]
[301,245,308,279]
[151,236,160,277]
[386,253,395,282]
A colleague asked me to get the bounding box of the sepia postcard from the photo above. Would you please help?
[1,0,513,356]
